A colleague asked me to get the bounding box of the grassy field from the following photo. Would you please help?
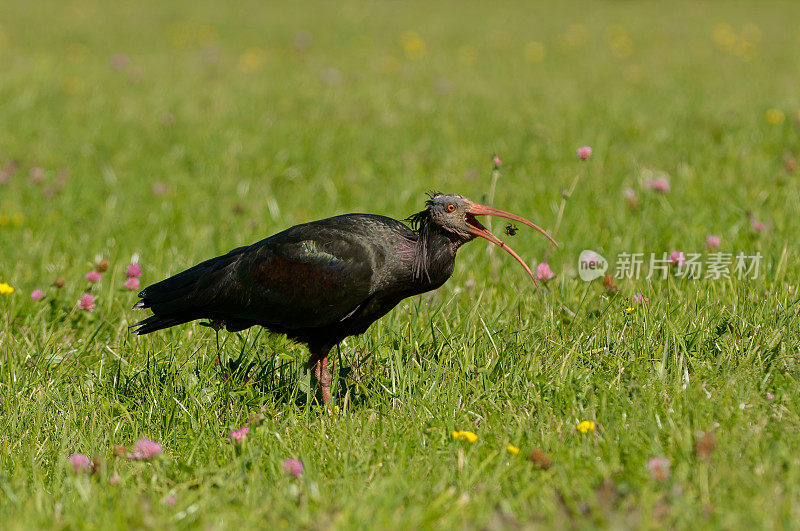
[2,0,800,528]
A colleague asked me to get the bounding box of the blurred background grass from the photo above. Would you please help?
[1,1,800,528]
[2,0,798,275]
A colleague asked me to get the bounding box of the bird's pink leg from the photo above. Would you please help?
[309,346,333,407]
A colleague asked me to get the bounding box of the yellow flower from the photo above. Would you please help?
[238,47,267,73]
[625,307,635,314]
[0,282,14,295]
[712,23,736,50]
[165,21,218,49]
[401,30,427,61]
[524,41,546,63]
[457,45,478,67]
[765,109,785,125]
[605,25,633,58]
[506,444,520,455]
[451,430,478,443]
[576,420,595,433]
[555,24,589,52]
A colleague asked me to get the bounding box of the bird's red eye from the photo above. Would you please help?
[446,204,455,212]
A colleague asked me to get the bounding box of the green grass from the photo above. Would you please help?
[2,0,800,528]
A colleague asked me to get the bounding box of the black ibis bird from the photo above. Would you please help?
[132,193,557,405]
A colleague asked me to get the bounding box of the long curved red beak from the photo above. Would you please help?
[465,202,558,287]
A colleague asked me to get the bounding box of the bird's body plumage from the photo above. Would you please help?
[134,214,457,347]
[132,194,556,404]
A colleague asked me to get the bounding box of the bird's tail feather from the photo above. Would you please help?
[130,314,196,335]
[130,246,248,335]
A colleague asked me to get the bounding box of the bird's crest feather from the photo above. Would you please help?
[405,195,442,281]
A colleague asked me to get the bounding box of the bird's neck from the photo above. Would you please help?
[411,220,464,289]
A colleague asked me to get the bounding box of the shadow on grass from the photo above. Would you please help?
[105,328,388,420]
[215,334,383,409]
